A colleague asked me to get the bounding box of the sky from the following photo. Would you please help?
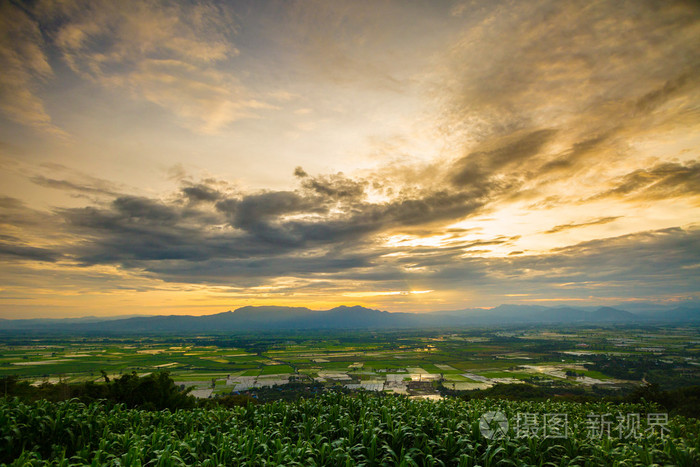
[0,0,699,318]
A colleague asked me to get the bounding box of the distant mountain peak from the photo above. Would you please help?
[1,303,698,333]
[329,305,385,313]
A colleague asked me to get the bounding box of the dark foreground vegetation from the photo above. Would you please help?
[3,372,700,418]
[1,372,700,465]
[2,371,197,411]
[3,392,700,466]
[440,382,700,419]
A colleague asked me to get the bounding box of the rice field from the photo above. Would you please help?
[1,326,698,399]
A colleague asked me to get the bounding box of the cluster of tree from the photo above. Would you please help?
[436,381,614,402]
[0,373,332,410]
[198,394,258,408]
[440,383,555,401]
[519,340,571,352]
[436,381,700,419]
[620,383,700,419]
[583,354,698,389]
[233,381,333,403]
[4,372,699,419]
[583,355,670,380]
[1,372,195,410]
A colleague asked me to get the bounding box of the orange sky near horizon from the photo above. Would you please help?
[0,0,699,318]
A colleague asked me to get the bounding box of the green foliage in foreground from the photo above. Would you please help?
[1,394,699,466]
[444,382,700,419]
[1,372,195,411]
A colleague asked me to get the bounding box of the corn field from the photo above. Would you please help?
[1,393,698,466]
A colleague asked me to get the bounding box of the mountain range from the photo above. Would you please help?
[0,304,698,333]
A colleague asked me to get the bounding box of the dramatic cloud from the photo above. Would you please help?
[442,0,700,132]
[0,1,63,135]
[438,0,700,210]
[545,217,620,234]
[34,0,271,133]
[0,0,698,316]
[181,184,221,204]
[30,175,122,198]
[0,238,61,263]
[593,161,700,201]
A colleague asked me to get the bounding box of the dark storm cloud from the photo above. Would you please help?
[0,196,24,209]
[3,162,699,300]
[21,137,694,290]
[2,0,698,303]
[443,0,700,132]
[30,175,121,197]
[181,184,221,203]
[544,216,620,234]
[539,134,610,174]
[144,253,373,286]
[215,190,331,245]
[300,172,367,200]
[55,180,363,270]
[27,161,493,283]
[397,227,700,298]
[450,129,556,187]
[379,190,484,227]
[61,203,268,265]
[0,240,61,262]
[112,196,180,222]
[634,70,697,115]
[593,161,700,201]
[525,227,700,287]
[0,196,55,229]
[228,191,325,226]
[439,0,700,210]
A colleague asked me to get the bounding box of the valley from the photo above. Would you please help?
[3,325,698,400]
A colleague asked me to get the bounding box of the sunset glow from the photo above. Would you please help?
[0,0,699,317]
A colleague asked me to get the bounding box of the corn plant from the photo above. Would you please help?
[1,393,698,465]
